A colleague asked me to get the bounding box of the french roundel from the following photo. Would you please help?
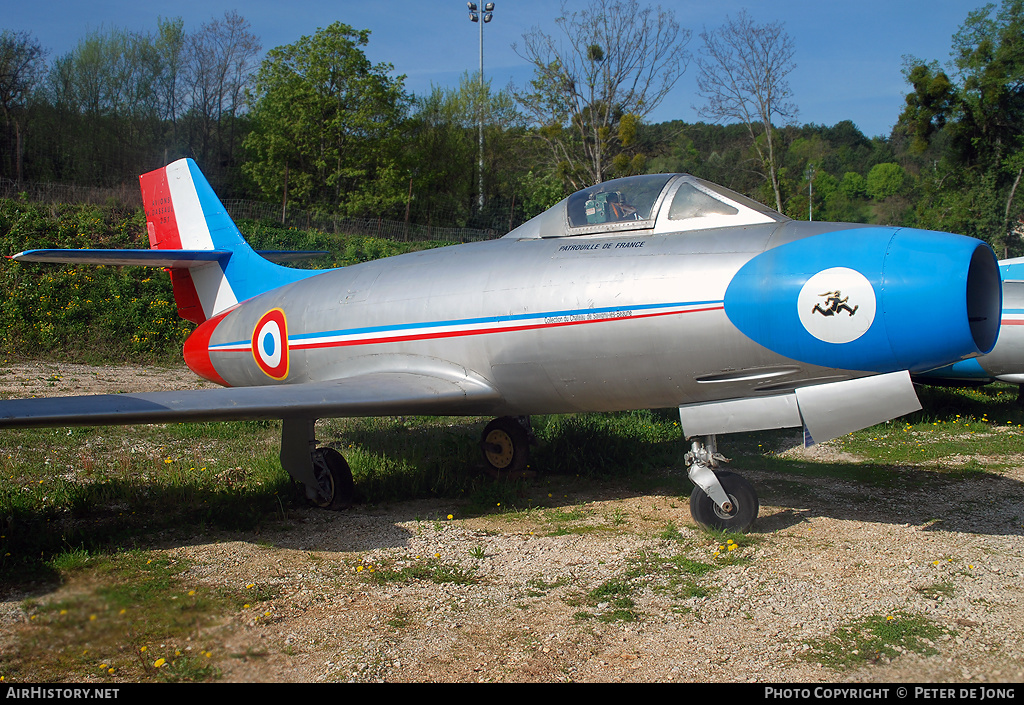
[252,309,289,380]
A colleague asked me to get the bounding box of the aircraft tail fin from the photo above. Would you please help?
[140,158,317,323]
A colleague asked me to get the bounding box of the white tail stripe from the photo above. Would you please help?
[164,160,238,317]
[166,161,215,251]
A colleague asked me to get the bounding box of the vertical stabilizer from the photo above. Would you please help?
[140,158,316,323]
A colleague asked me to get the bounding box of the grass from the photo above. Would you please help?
[803,612,953,669]
[4,549,275,682]
[2,383,1018,594]
[833,384,1024,468]
[567,524,733,622]
[355,555,479,586]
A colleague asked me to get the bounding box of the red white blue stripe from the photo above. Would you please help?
[208,300,723,355]
[1002,308,1024,326]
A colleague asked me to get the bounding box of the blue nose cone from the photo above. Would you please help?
[723,227,1001,374]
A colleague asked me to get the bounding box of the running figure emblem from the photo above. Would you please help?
[812,290,859,318]
[797,268,876,344]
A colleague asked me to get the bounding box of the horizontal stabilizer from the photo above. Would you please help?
[0,372,502,428]
[12,248,230,268]
[12,248,330,267]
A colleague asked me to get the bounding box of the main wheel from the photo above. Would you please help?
[311,447,355,510]
[689,470,759,532]
[480,417,530,475]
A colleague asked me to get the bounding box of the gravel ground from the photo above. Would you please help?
[2,362,1024,683]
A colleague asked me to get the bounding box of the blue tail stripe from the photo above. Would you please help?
[185,160,322,302]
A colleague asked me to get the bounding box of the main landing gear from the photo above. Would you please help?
[278,417,757,531]
[280,415,538,509]
[685,434,759,532]
[479,416,535,476]
[280,418,356,510]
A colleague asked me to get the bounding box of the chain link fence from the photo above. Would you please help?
[0,178,521,243]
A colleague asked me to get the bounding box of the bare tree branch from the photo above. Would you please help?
[0,30,46,181]
[695,10,796,211]
[513,0,690,187]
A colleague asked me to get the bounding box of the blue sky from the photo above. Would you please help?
[6,0,984,138]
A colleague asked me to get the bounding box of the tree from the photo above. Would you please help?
[45,26,166,183]
[898,0,1024,254]
[695,10,797,211]
[243,23,409,216]
[866,162,907,201]
[183,11,261,176]
[405,73,527,226]
[0,30,46,182]
[512,0,690,189]
[153,17,187,151]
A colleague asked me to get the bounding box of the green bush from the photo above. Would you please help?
[0,201,456,364]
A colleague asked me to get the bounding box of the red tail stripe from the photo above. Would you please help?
[183,310,232,387]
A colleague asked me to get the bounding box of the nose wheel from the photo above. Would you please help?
[685,435,759,532]
[688,470,758,532]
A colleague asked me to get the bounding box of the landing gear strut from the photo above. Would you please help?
[480,416,534,476]
[685,434,758,532]
[281,418,356,510]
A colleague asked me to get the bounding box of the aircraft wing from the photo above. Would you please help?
[0,372,502,429]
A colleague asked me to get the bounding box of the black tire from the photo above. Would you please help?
[311,448,355,510]
[480,417,530,474]
[689,470,759,532]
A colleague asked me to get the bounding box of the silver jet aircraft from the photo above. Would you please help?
[1,159,1004,531]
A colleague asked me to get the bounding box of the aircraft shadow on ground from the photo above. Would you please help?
[4,422,1023,600]
[743,460,1024,537]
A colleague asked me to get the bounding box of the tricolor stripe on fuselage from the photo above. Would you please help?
[208,300,723,356]
[1003,309,1024,326]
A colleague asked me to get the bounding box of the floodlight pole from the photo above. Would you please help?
[468,2,494,210]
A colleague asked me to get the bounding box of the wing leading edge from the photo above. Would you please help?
[0,373,503,429]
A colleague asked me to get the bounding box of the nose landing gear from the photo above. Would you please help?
[685,435,759,532]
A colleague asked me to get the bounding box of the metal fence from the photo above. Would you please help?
[0,178,143,208]
[0,178,510,243]
[220,200,504,243]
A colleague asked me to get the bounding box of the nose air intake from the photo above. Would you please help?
[966,243,1001,355]
[723,227,1002,374]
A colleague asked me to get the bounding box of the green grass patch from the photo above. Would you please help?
[832,384,1024,468]
[4,548,275,682]
[803,612,952,669]
[631,550,716,600]
[914,580,956,601]
[531,409,684,476]
[572,578,638,623]
[0,420,293,590]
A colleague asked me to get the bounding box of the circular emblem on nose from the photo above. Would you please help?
[797,267,876,344]
[252,308,289,379]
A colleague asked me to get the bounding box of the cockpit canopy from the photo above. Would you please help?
[506,174,786,239]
